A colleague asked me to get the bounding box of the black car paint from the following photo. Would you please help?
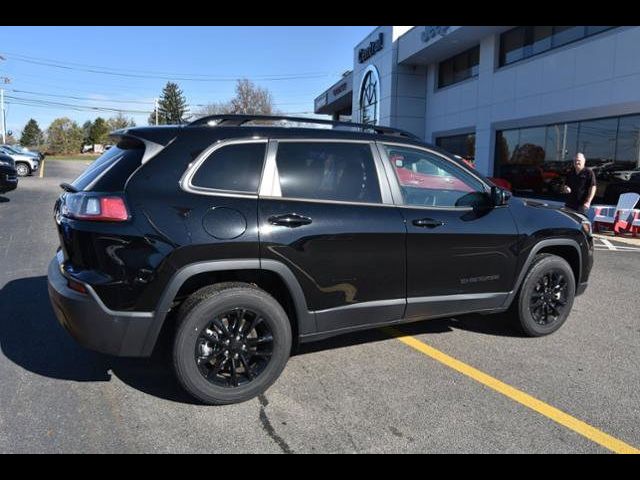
[48,124,593,357]
[0,155,18,194]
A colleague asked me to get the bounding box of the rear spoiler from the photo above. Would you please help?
[109,126,181,164]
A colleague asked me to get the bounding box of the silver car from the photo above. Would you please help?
[0,146,39,177]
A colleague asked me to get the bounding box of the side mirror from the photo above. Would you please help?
[491,186,511,206]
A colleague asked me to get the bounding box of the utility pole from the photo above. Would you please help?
[154,98,159,125]
[0,87,5,144]
[0,55,8,144]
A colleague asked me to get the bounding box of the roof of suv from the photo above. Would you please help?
[111,114,429,150]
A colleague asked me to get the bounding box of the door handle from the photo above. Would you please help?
[412,218,445,228]
[268,213,312,228]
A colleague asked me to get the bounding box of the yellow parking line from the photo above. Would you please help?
[383,327,639,454]
[39,159,45,178]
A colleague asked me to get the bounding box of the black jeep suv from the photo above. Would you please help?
[47,115,593,404]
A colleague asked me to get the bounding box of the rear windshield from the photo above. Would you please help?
[71,138,144,192]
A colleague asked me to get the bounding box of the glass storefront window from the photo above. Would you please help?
[615,115,640,167]
[436,133,476,163]
[500,27,526,65]
[495,114,640,204]
[577,118,618,163]
[499,26,616,67]
[544,123,579,162]
[438,46,480,88]
[552,26,585,47]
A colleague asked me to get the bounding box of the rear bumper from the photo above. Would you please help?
[0,171,18,193]
[47,256,155,357]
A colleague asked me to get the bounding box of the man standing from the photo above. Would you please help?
[564,153,596,215]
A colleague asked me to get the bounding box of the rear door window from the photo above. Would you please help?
[275,142,381,204]
[191,142,266,193]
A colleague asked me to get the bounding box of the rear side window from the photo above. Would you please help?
[71,137,144,192]
[191,142,266,193]
[275,142,381,204]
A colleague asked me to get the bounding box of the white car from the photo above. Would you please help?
[0,146,40,177]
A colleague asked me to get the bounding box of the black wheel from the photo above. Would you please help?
[15,163,30,177]
[511,253,576,337]
[173,282,292,405]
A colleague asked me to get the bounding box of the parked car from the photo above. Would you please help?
[47,115,593,405]
[0,146,40,177]
[603,174,640,205]
[0,154,18,194]
[1,144,43,161]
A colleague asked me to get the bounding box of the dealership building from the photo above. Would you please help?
[315,26,640,203]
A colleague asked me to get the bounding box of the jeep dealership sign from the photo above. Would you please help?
[358,33,384,63]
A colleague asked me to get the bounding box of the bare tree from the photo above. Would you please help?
[229,79,275,115]
[195,79,277,120]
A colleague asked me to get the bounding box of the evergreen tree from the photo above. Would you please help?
[81,120,93,145]
[88,117,109,144]
[156,81,189,124]
[19,119,44,146]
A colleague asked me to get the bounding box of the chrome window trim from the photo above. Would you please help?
[258,140,281,197]
[376,141,491,210]
[263,138,393,206]
[258,195,398,209]
[179,137,268,198]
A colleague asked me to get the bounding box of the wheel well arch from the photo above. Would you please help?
[142,260,314,356]
[503,238,583,309]
[536,244,580,286]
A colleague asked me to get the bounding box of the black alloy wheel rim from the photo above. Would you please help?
[195,308,274,388]
[529,269,569,326]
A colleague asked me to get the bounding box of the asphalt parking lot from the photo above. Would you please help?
[0,160,639,453]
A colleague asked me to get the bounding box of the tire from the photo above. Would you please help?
[172,282,292,405]
[15,163,30,177]
[510,253,576,337]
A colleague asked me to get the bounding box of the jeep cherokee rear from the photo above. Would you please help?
[47,115,593,405]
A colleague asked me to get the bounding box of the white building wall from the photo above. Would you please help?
[419,26,640,176]
[352,26,426,138]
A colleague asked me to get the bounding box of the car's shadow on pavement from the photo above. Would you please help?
[0,196,10,203]
[0,275,523,405]
[0,275,198,405]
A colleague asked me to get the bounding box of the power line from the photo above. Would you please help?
[2,52,336,82]
[2,51,339,79]
[9,89,155,105]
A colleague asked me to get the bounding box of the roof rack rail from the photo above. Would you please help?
[188,114,420,140]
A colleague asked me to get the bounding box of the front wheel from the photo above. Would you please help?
[511,253,576,337]
[172,282,292,405]
[15,163,30,177]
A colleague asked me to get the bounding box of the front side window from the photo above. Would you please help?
[275,142,381,204]
[191,142,266,193]
[384,145,486,208]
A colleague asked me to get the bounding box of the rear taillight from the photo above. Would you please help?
[61,192,130,222]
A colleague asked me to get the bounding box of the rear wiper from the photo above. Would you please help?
[60,182,79,193]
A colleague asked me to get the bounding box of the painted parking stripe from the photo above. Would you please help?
[383,327,640,454]
[595,246,640,252]
[599,238,617,251]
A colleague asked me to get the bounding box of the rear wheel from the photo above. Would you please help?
[511,253,576,336]
[15,163,30,177]
[173,282,292,405]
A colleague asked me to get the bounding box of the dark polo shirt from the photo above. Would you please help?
[565,167,596,210]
